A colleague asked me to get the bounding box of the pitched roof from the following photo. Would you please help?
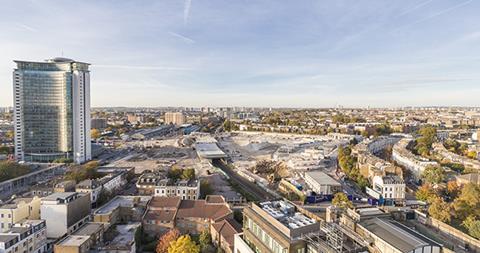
[144,209,177,222]
[177,199,232,221]
[211,219,242,252]
[149,196,181,209]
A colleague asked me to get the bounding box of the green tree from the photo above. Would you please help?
[0,161,32,182]
[198,230,212,252]
[421,165,445,184]
[181,168,196,180]
[167,167,183,181]
[463,215,480,239]
[428,197,451,223]
[415,126,437,156]
[168,235,200,253]
[332,192,353,209]
[200,180,213,198]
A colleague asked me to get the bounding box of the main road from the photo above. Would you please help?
[211,158,275,201]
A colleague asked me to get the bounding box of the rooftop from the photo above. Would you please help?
[56,235,90,247]
[195,142,227,159]
[95,195,151,215]
[360,218,441,252]
[0,234,17,243]
[73,223,104,236]
[305,171,341,186]
[258,200,317,230]
[380,175,405,185]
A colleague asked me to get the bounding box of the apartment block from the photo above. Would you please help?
[0,197,41,232]
[40,192,91,238]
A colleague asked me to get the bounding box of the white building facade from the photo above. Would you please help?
[371,175,406,201]
[13,58,91,164]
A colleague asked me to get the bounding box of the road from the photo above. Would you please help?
[211,159,275,201]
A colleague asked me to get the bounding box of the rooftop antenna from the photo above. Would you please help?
[61,50,64,57]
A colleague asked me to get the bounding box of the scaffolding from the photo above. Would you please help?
[300,221,369,253]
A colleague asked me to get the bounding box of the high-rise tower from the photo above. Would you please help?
[13,57,91,164]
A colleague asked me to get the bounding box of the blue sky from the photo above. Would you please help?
[1,0,480,107]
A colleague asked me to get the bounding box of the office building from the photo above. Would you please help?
[13,58,91,164]
[40,192,91,238]
[164,112,185,125]
[241,200,319,253]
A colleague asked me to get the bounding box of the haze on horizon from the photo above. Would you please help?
[0,0,479,108]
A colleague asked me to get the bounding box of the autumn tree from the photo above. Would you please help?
[91,128,101,139]
[332,192,353,209]
[421,165,445,184]
[446,181,460,199]
[156,229,180,253]
[428,197,451,223]
[168,235,200,253]
[415,184,436,203]
[453,183,480,219]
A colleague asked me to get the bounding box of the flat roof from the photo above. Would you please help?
[0,234,17,243]
[73,223,103,236]
[360,218,441,252]
[57,235,90,247]
[42,192,78,201]
[195,142,227,159]
[258,200,317,230]
[305,171,341,186]
[95,196,151,215]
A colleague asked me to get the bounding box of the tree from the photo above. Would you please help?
[64,160,101,183]
[156,229,180,253]
[467,151,478,159]
[200,180,213,198]
[421,165,445,184]
[446,181,460,199]
[453,183,480,219]
[198,229,212,252]
[167,167,183,181]
[181,168,196,180]
[415,184,436,202]
[414,126,437,156]
[463,215,480,239]
[332,192,353,209]
[168,235,200,253]
[91,128,101,139]
[428,197,451,223]
[5,130,14,139]
[0,161,32,182]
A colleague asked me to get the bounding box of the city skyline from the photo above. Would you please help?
[1,0,480,107]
